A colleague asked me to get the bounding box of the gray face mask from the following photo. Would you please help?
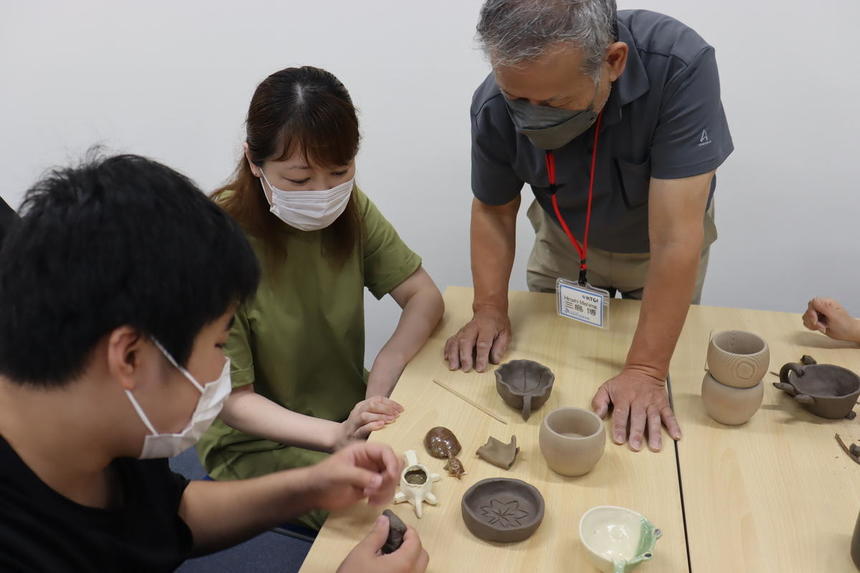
[503,85,599,150]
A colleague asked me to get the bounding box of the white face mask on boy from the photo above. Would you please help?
[125,339,231,459]
[259,171,353,231]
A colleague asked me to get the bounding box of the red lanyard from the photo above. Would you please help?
[545,111,603,285]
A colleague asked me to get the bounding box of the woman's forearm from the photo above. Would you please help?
[367,275,443,397]
[219,388,341,452]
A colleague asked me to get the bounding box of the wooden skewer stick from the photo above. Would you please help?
[432,378,507,425]
[835,433,860,465]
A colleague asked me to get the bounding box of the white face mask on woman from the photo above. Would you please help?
[260,171,353,231]
[125,339,232,459]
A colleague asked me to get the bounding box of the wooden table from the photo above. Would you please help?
[301,287,860,572]
[671,304,860,572]
[302,287,688,572]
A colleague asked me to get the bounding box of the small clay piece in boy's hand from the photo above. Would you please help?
[381,509,407,554]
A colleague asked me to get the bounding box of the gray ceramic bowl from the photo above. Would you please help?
[495,360,555,421]
[461,478,545,543]
[775,362,860,419]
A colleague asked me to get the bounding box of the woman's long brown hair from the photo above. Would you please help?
[213,66,360,269]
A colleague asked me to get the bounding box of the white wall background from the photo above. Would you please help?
[1,1,858,364]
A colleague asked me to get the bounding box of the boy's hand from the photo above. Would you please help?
[337,515,429,573]
[306,442,402,510]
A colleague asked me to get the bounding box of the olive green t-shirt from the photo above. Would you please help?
[197,186,421,480]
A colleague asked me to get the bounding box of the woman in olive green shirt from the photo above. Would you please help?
[197,67,444,528]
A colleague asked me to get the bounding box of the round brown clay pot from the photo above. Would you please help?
[707,330,770,389]
[701,372,763,425]
[539,407,605,477]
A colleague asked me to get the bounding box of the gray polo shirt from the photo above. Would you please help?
[471,9,733,253]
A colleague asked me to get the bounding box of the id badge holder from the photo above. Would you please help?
[556,278,610,329]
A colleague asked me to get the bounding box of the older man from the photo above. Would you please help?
[445,0,732,452]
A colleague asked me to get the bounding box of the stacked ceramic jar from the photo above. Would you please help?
[702,330,770,425]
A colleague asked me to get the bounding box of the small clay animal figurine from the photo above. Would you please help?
[394,450,440,518]
[424,426,466,479]
[381,510,407,554]
[476,435,519,470]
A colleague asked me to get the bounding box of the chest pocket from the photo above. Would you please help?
[615,158,651,209]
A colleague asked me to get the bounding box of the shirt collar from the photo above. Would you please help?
[601,19,650,129]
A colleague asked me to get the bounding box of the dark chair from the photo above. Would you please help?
[0,196,18,246]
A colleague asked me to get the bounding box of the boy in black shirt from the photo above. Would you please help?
[0,153,428,572]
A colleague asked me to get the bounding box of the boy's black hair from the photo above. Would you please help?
[0,152,260,387]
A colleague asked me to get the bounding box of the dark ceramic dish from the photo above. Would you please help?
[774,362,860,420]
[461,478,544,543]
[495,360,555,421]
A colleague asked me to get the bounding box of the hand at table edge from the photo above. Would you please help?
[337,515,429,573]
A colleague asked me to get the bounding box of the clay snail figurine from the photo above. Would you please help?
[424,426,466,479]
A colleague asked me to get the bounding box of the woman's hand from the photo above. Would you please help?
[336,396,404,450]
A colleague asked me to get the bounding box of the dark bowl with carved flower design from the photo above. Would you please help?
[461,478,545,543]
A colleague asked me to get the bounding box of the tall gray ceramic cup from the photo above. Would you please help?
[539,407,605,477]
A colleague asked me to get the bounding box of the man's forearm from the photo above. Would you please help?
[180,467,316,555]
[625,242,702,380]
[471,197,519,311]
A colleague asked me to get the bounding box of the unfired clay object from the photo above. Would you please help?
[852,509,860,569]
[394,450,440,518]
[539,407,605,477]
[775,362,860,419]
[495,360,555,421]
[579,505,662,573]
[461,478,545,543]
[424,426,466,479]
[381,509,407,554]
[701,372,763,425]
[707,330,770,389]
[476,435,519,470]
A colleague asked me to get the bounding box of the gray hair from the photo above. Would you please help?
[477,0,617,79]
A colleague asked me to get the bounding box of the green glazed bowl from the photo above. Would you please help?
[579,505,662,573]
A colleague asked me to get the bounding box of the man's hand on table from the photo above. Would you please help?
[592,368,681,452]
[444,305,511,372]
[305,442,402,510]
[337,515,429,573]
